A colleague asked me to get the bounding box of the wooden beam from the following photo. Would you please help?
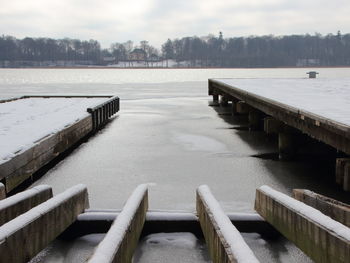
[88,184,148,263]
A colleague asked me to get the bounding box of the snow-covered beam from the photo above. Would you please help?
[336,158,350,191]
[255,185,350,263]
[197,185,259,263]
[88,184,148,263]
[0,185,52,226]
[293,189,350,228]
[0,184,89,263]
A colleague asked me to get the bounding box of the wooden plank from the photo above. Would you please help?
[255,185,350,263]
[88,184,148,263]
[293,189,350,227]
[0,185,52,226]
[0,184,89,263]
[196,185,259,263]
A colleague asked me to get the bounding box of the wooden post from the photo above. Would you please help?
[263,117,284,135]
[0,183,5,200]
[220,95,229,107]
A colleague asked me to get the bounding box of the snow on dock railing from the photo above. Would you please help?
[255,185,350,263]
[0,184,89,263]
[0,185,52,226]
[88,184,148,263]
[196,185,259,263]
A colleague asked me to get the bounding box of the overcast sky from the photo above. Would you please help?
[1,0,349,48]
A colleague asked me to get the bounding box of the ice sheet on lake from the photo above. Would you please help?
[215,78,350,126]
[0,97,106,164]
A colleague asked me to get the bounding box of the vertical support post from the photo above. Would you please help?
[213,94,219,104]
[248,110,262,130]
[263,117,284,135]
[236,101,250,114]
[278,132,298,160]
[220,95,229,107]
[335,158,350,189]
[0,183,6,200]
[344,163,350,191]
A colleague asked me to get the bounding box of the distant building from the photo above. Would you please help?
[296,58,321,67]
[129,49,147,61]
[149,54,160,62]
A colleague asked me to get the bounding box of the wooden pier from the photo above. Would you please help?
[0,95,119,194]
[208,79,350,190]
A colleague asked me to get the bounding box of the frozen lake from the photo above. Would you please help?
[1,68,350,262]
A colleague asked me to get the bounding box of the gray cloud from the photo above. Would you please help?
[0,0,349,48]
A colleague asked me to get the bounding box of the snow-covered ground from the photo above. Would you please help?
[214,78,350,126]
[0,97,106,164]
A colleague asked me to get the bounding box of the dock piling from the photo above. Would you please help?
[0,183,5,200]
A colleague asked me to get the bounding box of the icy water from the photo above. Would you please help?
[1,68,350,262]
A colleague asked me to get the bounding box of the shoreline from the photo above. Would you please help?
[1,66,350,70]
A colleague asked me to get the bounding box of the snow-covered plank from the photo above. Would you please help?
[88,184,148,263]
[196,185,259,263]
[0,185,52,226]
[293,189,350,228]
[255,185,350,263]
[0,184,89,263]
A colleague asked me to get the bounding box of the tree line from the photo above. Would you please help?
[1,32,350,67]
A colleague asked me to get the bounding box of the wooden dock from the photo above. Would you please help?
[0,95,119,194]
[208,78,350,190]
